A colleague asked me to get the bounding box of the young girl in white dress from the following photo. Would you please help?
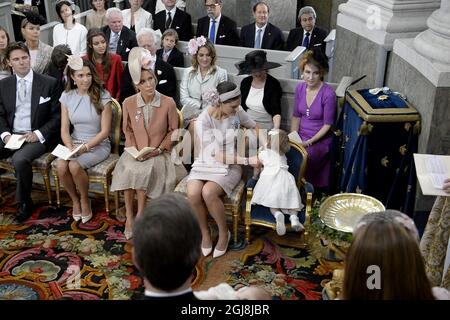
[250,129,304,236]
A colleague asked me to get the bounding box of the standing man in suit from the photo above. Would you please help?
[153,0,192,41]
[196,0,240,46]
[240,1,284,50]
[286,6,328,53]
[102,7,138,61]
[0,42,60,222]
[120,28,177,103]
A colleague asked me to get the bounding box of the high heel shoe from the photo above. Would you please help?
[124,230,133,240]
[213,230,231,259]
[81,200,93,223]
[72,205,81,221]
[201,246,213,257]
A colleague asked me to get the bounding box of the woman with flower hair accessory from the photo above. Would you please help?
[187,81,256,259]
[84,28,123,100]
[110,47,187,240]
[56,56,113,224]
[180,36,227,135]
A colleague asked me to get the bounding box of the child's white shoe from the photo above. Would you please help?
[290,215,304,232]
[275,211,286,236]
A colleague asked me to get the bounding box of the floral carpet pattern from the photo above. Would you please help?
[0,192,141,300]
[0,188,340,300]
[225,230,343,300]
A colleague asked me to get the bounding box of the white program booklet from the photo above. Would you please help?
[288,131,303,145]
[5,134,25,150]
[414,154,450,196]
[51,144,84,160]
[124,146,156,159]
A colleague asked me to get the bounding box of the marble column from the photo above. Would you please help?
[332,0,441,88]
[386,0,450,210]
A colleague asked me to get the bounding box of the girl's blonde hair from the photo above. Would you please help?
[267,129,290,155]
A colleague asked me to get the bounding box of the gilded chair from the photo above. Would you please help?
[0,152,55,205]
[52,98,122,215]
[244,141,313,243]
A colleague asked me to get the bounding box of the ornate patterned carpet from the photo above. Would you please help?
[0,186,339,300]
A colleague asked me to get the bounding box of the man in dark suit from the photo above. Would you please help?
[102,7,138,61]
[196,0,239,46]
[134,193,200,300]
[0,42,60,222]
[286,6,328,53]
[120,28,177,104]
[240,1,284,50]
[153,0,192,41]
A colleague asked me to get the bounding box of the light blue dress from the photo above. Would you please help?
[59,90,111,169]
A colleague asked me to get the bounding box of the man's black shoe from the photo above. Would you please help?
[16,203,33,222]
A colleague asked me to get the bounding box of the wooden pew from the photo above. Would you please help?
[177,41,306,79]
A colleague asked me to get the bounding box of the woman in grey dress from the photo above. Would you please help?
[187,81,256,259]
[56,57,112,224]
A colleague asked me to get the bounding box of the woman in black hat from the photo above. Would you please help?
[21,11,53,74]
[236,50,282,130]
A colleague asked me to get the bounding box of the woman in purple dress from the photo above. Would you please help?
[291,49,336,193]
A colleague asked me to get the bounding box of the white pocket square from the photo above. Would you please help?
[39,96,50,104]
[219,35,226,38]
[175,26,180,29]
[126,48,130,52]
[159,80,167,85]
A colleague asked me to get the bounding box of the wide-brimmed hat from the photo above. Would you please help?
[235,50,281,75]
[128,47,156,85]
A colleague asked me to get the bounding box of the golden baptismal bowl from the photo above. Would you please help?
[319,193,385,233]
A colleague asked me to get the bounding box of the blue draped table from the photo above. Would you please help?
[330,89,421,216]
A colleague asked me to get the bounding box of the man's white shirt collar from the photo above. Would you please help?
[16,69,33,84]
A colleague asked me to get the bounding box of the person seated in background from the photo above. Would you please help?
[180,36,227,133]
[0,42,60,222]
[122,0,153,34]
[154,0,185,15]
[11,0,47,42]
[102,7,138,61]
[133,192,270,300]
[420,177,450,291]
[240,1,284,50]
[120,28,177,103]
[156,28,184,67]
[56,56,112,224]
[86,0,109,30]
[196,0,240,46]
[111,47,186,240]
[84,28,123,100]
[153,0,192,42]
[0,26,11,80]
[21,11,52,74]
[236,50,282,130]
[286,6,328,53]
[53,1,88,55]
[46,44,72,96]
[291,49,336,197]
[342,210,450,300]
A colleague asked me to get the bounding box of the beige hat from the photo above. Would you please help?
[128,47,156,85]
